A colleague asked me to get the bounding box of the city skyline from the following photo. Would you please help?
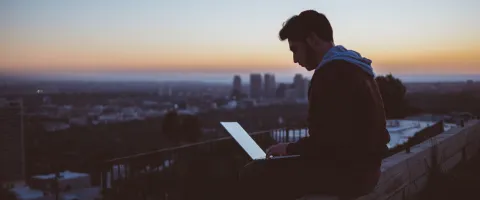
[1,0,479,78]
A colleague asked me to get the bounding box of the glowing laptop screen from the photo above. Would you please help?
[220,122,266,160]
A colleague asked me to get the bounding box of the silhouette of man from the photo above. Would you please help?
[239,10,390,200]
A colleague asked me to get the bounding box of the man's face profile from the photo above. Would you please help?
[288,40,307,69]
[288,39,318,71]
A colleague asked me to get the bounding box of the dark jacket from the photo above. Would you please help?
[286,60,390,168]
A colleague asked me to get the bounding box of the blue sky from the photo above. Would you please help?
[1,0,479,81]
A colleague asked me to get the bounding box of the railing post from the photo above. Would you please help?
[285,127,290,143]
[405,140,411,153]
[439,120,445,132]
[101,164,107,190]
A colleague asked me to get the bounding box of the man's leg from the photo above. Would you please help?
[238,158,344,200]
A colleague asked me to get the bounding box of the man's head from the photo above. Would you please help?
[279,10,334,71]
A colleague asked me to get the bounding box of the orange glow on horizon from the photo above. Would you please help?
[2,0,479,77]
[1,41,479,74]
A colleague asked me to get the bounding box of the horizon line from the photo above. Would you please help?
[2,73,480,84]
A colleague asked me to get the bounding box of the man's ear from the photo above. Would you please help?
[305,32,318,48]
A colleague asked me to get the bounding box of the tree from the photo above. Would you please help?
[375,74,408,119]
[162,111,203,144]
[161,110,182,143]
[179,114,202,143]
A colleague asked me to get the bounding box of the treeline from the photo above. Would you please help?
[375,74,480,118]
[406,92,480,116]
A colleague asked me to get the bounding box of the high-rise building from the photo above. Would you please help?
[285,88,298,100]
[276,83,287,98]
[250,74,262,99]
[294,74,307,99]
[157,85,172,97]
[0,98,25,182]
[304,78,310,99]
[233,75,242,92]
[264,73,276,98]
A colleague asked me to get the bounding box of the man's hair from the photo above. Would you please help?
[278,10,333,43]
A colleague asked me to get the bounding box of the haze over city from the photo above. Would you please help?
[4,1,480,199]
[1,0,479,82]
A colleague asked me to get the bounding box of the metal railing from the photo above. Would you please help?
[99,126,308,200]
[98,121,449,200]
[387,120,445,156]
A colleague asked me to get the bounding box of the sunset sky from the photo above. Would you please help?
[1,0,479,80]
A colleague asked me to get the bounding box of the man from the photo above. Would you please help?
[239,10,390,200]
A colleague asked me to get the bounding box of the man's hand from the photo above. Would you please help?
[266,143,289,158]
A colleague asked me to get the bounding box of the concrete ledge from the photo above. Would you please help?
[360,120,480,200]
[302,120,480,200]
[306,121,480,200]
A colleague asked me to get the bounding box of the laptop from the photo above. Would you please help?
[220,122,267,160]
[220,122,300,161]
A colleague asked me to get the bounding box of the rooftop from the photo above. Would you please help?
[32,171,89,180]
[385,120,456,148]
[9,171,97,200]
[6,119,476,200]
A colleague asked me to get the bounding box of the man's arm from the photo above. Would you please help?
[286,61,360,157]
[285,136,310,156]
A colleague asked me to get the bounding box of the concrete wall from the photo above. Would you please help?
[358,120,480,200]
[301,120,480,200]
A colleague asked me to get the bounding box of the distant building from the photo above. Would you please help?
[11,171,101,200]
[98,113,121,124]
[157,85,172,97]
[294,74,307,99]
[233,75,242,92]
[42,96,52,105]
[0,98,25,182]
[29,171,91,191]
[304,78,310,99]
[264,73,276,98]
[69,117,89,126]
[221,100,238,110]
[42,122,71,132]
[276,83,287,98]
[250,74,263,99]
[285,88,298,100]
[237,99,257,108]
